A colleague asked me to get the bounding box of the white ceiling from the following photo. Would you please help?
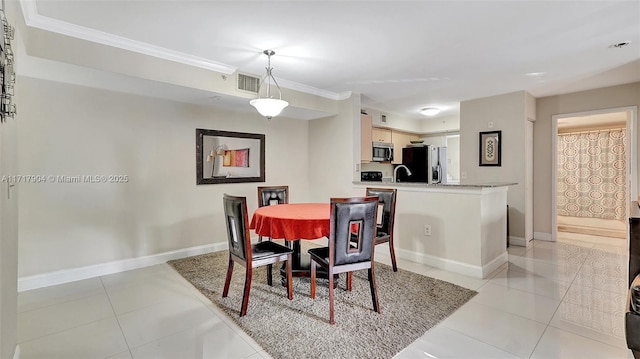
[29,0,640,120]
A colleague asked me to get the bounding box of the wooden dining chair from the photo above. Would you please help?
[222,194,293,317]
[364,187,398,271]
[257,186,289,242]
[308,196,381,324]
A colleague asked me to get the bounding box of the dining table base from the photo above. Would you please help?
[279,240,338,288]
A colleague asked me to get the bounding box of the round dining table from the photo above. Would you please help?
[249,203,333,283]
[250,203,330,240]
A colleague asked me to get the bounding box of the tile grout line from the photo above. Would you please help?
[548,248,630,350]
[525,259,584,358]
[16,288,117,345]
[425,325,523,358]
[436,246,552,358]
[525,239,629,357]
[16,283,105,314]
[99,276,135,358]
[135,265,265,356]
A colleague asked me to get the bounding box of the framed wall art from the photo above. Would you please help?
[479,130,501,166]
[196,129,265,184]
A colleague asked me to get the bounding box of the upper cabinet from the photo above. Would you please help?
[361,113,419,164]
[361,114,373,162]
[391,131,419,164]
[372,127,392,143]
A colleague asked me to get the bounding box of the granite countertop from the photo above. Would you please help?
[353,181,517,188]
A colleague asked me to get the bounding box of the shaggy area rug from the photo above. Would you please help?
[168,250,476,359]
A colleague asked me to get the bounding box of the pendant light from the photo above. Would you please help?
[250,50,289,119]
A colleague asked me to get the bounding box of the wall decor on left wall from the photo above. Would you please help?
[0,8,16,122]
[195,128,265,184]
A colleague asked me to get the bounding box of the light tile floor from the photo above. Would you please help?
[17,233,633,359]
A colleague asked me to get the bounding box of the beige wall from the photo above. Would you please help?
[534,82,640,235]
[362,106,460,135]
[308,95,360,201]
[16,77,316,277]
[0,85,19,359]
[1,2,20,358]
[419,114,460,133]
[460,91,528,241]
[362,107,420,133]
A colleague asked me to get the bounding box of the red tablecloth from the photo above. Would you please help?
[250,203,330,240]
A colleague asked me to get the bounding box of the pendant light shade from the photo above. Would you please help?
[250,98,289,119]
[250,50,288,120]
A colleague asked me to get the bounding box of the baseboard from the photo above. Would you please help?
[509,236,527,247]
[394,247,504,279]
[12,345,20,359]
[557,225,626,239]
[481,252,508,278]
[534,232,553,241]
[18,242,227,292]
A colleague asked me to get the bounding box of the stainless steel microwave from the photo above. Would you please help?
[372,142,394,162]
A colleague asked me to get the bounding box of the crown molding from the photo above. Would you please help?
[19,1,348,101]
[278,78,352,101]
[19,0,237,74]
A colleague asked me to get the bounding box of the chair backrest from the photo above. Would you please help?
[366,187,397,235]
[257,186,289,207]
[330,196,379,266]
[223,194,252,262]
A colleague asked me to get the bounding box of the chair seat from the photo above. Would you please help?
[252,241,293,259]
[308,246,329,266]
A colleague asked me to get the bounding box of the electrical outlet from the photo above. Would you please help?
[424,225,432,236]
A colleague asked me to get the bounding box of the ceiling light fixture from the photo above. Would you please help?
[420,107,441,116]
[250,50,289,120]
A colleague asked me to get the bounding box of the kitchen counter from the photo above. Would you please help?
[351,180,511,278]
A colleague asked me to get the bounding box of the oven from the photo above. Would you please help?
[361,171,383,182]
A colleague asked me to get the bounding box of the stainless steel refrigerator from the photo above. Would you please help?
[397,145,447,184]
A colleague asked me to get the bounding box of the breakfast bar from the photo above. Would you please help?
[353,181,514,278]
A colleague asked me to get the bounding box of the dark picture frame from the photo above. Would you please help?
[479,130,501,166]
[196,129,265,184]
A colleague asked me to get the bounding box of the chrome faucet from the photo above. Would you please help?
[393,165,412,183]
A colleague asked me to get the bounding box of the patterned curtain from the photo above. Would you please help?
[557,129,626,220]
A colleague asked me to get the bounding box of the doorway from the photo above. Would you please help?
[552,107,637,245]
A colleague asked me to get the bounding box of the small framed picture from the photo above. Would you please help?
[479,130,501,166]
